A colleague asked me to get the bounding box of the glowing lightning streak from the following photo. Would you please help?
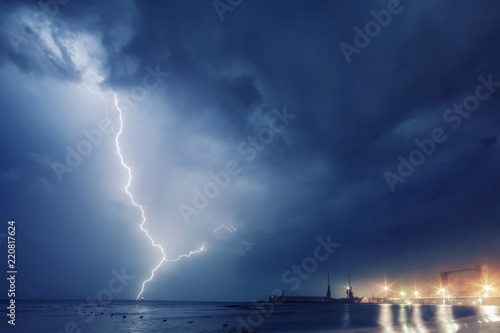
[136,243,206,298]
[212,224,237,234]
[208,217,237,234]
[85,84,116,133]
[111,92,204,300]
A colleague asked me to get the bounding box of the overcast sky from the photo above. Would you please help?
[1,0,500,301]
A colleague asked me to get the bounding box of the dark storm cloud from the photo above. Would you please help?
[481,135,498,149]
[2,0,500,301]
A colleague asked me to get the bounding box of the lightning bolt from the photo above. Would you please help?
[85,84,116,133]
[136,243,205,299]
[110,92,204,300]
[208,217,237,234]
[213,224,237,234]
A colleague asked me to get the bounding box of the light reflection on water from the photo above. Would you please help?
[11,300,500,332]
[377,304,500,332]
[480,305,500,323]
[378,304,395,332]
[342,303,350,329]
[412,303,427,333]
[437,304,458,332]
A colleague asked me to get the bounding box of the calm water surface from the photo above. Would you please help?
[1,300,499,332]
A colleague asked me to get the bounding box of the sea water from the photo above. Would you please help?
[1,299,500,332]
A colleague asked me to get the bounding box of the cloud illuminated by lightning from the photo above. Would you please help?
[110,92,204,300]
